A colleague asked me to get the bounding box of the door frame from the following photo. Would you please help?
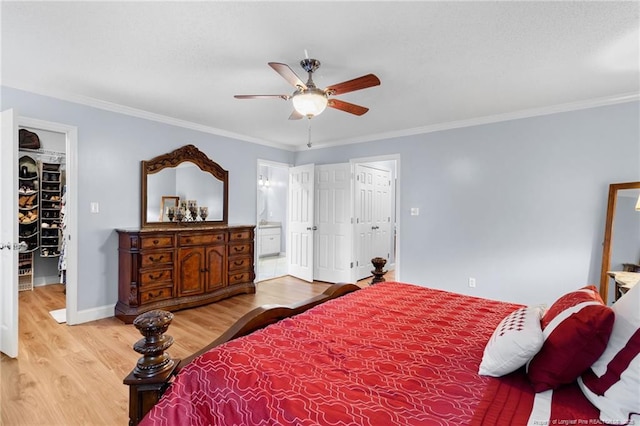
[350,154,401,282]
[19,117,78,325]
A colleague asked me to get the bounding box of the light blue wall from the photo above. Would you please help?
[296,102,640,305]
[1,86,294,312]
[2,85,638,313]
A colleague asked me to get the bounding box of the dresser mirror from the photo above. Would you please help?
[141,144,228,228]
[599,181,640,304]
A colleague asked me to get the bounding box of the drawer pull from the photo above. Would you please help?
[234,246,245,252]
[185,238,192,243]
[233,260,244,266]
[150,289,165,298]
[149,255,164,263]
[147,272,163,280]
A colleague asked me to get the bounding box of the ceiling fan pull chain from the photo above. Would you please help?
[307,118,312,148]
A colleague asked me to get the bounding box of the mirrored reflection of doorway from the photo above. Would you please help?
[256,160,289,282]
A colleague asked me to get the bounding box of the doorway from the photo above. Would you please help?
[256,160,290,282]
[17,117,77,325]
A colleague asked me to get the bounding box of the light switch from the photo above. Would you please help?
[90,202,99,213]
[410,207,419,216]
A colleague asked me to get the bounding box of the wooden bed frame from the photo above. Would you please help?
[123,282,362,426]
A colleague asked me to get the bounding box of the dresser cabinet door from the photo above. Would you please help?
[206,245,226,292]
[177,247,205,296]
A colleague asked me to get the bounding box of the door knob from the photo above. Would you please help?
[0,242,10,250]
[306,226,318,231]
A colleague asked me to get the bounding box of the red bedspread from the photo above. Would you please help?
[141,282,599,425]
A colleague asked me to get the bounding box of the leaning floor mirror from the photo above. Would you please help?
[599,181,640,304]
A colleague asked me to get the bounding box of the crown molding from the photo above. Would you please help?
[7,84,637,153]
[4,84,296,151]
[304,92,640,151]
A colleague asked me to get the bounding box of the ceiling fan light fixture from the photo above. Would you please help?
[292,89,328,117]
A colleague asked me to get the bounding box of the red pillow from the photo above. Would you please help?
[526,285,614,392]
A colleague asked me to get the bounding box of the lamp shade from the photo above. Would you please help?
[636,194,640,211]
[292,89,328,117]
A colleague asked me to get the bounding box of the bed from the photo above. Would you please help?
[124,280,640,426]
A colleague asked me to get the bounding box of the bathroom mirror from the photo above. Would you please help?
[141,144,228,228]
[599,181,640,303]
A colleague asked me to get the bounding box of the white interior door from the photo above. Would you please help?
[372,167,392,259]
[354,164,375,280]
[0,109,19,358]
[287,164,315,282]
[314,164,352,283]
[354,164,392,281]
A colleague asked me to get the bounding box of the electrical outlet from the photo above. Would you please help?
[468,277,476,288]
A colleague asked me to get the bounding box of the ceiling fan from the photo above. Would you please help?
[234,58,381,119]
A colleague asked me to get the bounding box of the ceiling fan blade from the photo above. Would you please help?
[234,94,291,100]
[268,62,307,90]
[325,74,380,96]
[288,110,304,120]
[327,99,370,116]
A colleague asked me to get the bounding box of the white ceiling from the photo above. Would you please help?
[2,1,638,150]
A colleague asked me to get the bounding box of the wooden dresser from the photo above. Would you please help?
[115,225,255,323]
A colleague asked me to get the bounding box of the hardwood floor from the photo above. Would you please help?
[1,272,393,425]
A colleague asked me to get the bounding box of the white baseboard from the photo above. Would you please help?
[33,275,61,287]
[71,304,114,325]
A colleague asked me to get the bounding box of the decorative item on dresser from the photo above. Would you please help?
[115,145,255,323]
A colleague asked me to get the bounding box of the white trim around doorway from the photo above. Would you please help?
[18,117,79,325]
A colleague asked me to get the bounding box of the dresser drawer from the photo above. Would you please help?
[140,235,174,249]
[229,230,252,241]
[140,250,173,268]
[139,268,173,286]
[229,243,252,257]
[228,255,252,271]
[140,285,174,304]
[179,232,226,246]
[228,271,253,285]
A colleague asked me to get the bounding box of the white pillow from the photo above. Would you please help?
[479,305,545,377]
[578,282,640,424]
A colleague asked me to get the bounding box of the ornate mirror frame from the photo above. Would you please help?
[141,144,228,228]
[599,181,640,303]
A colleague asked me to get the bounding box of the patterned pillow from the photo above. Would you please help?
[479,305,545,377]
[578,282,640,424]
[526,285,614,392]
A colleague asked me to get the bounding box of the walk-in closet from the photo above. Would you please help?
[17,127,67,304]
